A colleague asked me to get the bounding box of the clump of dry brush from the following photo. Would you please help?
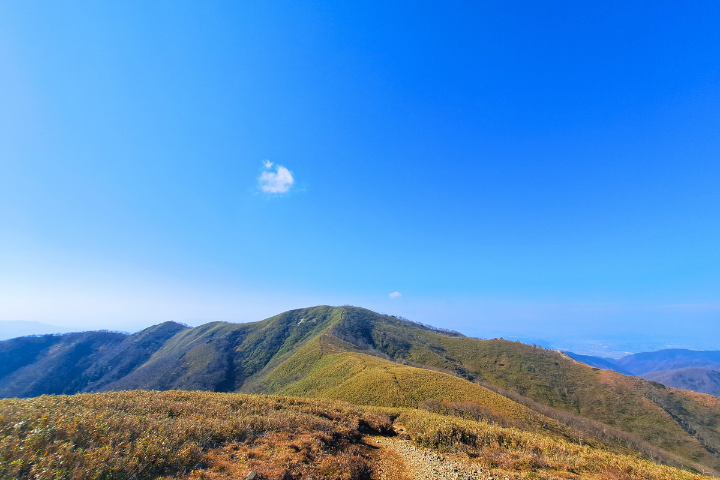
[0,391,391,480]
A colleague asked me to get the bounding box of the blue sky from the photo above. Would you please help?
[1,1,719,346]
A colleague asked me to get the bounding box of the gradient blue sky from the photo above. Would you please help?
[1,1,719,346]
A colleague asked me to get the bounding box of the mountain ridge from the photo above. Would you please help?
[2,305,720,474]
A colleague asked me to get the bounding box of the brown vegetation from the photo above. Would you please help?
[0,390,391,480]
[1,390,717,480]
[398,409,715,479]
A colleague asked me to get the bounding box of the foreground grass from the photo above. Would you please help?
[0,391,715,480]
[397,409,715,479]
[0,391,391,480]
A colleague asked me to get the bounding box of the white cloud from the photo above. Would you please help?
[258,160,294,194]
[389,291,402,299]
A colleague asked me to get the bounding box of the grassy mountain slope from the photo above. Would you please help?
[2,305,720,474]
[75,321,189,392]
[317,307,720,472]
[643,367,720,397]
[247,333,714,472]
[255,334,537,422]
[0,323,187,398]
[0,306,344,397]
[0,331,127,397]
[102,306,344,392]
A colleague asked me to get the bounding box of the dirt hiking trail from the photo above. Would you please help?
[365,436,492,480]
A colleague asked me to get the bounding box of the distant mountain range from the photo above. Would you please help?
[3,306,720,474]
[497,331,720,358]
[565,349,720,396]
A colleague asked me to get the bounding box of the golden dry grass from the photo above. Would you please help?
[397,409,715,480]
[261,337,540,423]
[1,390,716,480]
[0,390,391,480]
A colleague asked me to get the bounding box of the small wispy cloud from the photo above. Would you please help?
[389,291,402,299]
[258,160,294,194]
